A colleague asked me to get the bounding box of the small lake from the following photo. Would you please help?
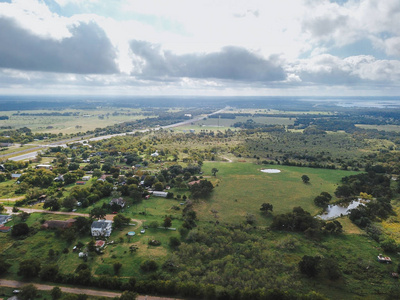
[317,199,367,220]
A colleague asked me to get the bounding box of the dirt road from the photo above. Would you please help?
[4,207,143,224]
[0,279,183,299]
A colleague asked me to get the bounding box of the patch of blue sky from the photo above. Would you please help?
[299,38,387,60]
[329,39,388,59]
[42,0,188,36]
[329,0,349,4]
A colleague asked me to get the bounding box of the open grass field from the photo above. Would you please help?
[356,124,400,132]
[196,162,359,224]
[195,116,294,127]
[0,108,151,135]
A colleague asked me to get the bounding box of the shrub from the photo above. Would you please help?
[140,260,158,272]
[148,239,161,246]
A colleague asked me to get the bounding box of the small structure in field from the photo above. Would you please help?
[82,176,91,181]
[11,174,22,180]
[0,225,11,232]
[377,254,392,263]
[76,181,86,185]
[95,240,106,249]
[152,191,168,197]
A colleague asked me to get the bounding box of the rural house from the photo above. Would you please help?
[91,220,113,237]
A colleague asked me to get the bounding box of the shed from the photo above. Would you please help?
[152,191,168,197]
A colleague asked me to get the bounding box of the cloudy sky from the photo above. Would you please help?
[0,0,400,96]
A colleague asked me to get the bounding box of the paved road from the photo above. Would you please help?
[0,279,183,299]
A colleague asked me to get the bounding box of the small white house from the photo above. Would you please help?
[82,176,91,181]
[152,191,168,198]
[151,150,159,157]
[91,220,113,237]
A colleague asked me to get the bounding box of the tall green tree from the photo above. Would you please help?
[51,286,62,300]
[211,168,219,176]
[18,259,41,278]
[89,207,107,219]
[19,284,38,300]
[301,175,310,184]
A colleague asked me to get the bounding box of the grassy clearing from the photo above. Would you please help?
[356,124,400,133]
[196,162,359,224]
[0,108,149,135]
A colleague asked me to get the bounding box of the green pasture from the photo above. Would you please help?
[227,108,333,115]
[196,116,294,127]
[0,108,150,135]
[0,181,18,199]
[356,124,400,133]
[197,162,360,224]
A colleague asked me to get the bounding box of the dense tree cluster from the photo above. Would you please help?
[335,172,392,199]
[189,180,214,199]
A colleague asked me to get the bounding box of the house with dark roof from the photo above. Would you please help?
[91,220,113,237]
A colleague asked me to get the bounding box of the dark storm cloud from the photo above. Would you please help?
[130,41,286,82]
[0,17,118,74]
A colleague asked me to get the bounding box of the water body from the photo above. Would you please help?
[318,199,367,220]
[261,169,281,173]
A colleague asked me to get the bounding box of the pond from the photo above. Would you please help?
[317,199,367,220]
[261,169,281,174]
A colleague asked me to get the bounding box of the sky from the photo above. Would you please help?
[0,0,400,96]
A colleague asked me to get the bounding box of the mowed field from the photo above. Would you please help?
[197,162,360,224]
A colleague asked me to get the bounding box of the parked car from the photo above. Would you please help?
[140,229,145,234]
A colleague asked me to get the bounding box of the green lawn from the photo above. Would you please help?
[196,162,359,224]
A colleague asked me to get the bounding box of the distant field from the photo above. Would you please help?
[195,116,294,127]
[226,108,333,115]
[0,108,152,135]
[356,124,400,132]
[172,115,294,132]
[197,162,360,224]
